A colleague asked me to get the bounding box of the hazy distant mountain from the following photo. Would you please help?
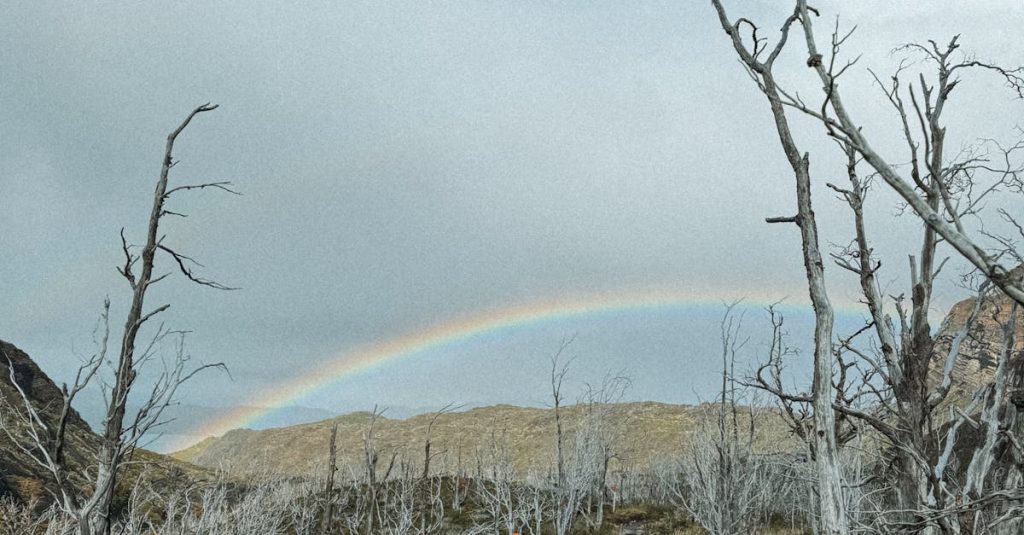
[132,404,339,453]
[146,402,495,453]
[161,404,338,433]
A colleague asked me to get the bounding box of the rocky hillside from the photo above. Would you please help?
[0,340,206,505]
[172,401,796,477]
[0,340,97,501]
[932,274,1024,406]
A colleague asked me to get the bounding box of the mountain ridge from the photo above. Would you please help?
[170,400,794,477]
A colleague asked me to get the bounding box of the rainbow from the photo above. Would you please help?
[169,287,860,452]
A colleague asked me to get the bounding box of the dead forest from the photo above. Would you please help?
[3,1,1024,534]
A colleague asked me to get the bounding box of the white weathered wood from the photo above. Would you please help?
[709,3,849,532]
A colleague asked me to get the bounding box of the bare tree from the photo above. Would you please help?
[417,402,457,534]
[321,422,339,534]
[1,106,233,534]
[577,372,630,531]
[524,470,553,535]
[709,3,849,532]
[446,440,470,516]
[789,3,1024,304]
[473,428,530,535]
[548,337,583,535]
[358,405,401,535]
[0,105,239,535]
[709,1,1024,531]
[661,304,779,534]
[94,103,235,534]
[361,406,383,535]
[712,1,1024,302]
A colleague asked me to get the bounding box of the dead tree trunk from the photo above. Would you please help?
[420,403,455,534]
[86,103,230,535]
[363,407,383,535]
[549,338,578,535]
[709,4,848,532]
[322,422,338,535]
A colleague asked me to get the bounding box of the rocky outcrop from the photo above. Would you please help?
[0,340,207,505]
[931,272,1024,407]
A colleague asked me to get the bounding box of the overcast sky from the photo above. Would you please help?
[2,1,1022,447]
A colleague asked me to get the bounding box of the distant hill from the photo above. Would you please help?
[143,403,339,452]
[174,279,1024,481]
[171,401,796,477]
[144,402,511,455]
[146,402,453,453]
[0,340,207,505]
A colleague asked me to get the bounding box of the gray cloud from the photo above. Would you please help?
[2,2,1021,440]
